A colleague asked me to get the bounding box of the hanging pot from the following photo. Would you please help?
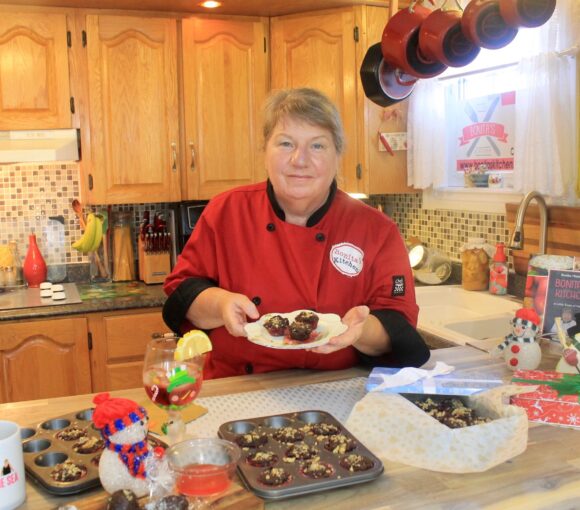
[499,0,555,28]
[360,43,418,107]
[418,0,480,67]
[461,0,518,50]
[381,1,447,79]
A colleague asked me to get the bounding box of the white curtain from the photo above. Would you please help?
[406,0,579,198]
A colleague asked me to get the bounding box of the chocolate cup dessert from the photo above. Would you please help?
[288,321,313,341]
[283,443,319,462]
[301,459,334,479]
[246,450,279,468]
[56,426,87,441]
[50,459,88,482]
[295,311,319,329]
[264,315,290,336]
[340,454,374,472]
[272,426,305,444]
[258,467,292,486]
[236,431,268,449]
[325,434,357,454]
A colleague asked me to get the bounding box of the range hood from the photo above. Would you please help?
[0,129,79,163]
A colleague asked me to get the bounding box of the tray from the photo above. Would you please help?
[218,410,383,500]
[20,408,166,496]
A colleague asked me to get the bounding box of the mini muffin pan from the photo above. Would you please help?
[218,410,384,500]
[20,409,166,495]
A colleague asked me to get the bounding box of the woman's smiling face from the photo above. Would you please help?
[265,116,339,214]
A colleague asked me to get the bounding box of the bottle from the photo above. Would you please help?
[489,243,508,295]
[460,237,494,291]
[23,233,47,288]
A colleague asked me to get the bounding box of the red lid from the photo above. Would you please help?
[493,242,507,262]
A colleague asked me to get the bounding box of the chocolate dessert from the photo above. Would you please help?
[339,454,374,472]
[258,467,291,486]
[235,431,268,449]
[91,453,101,466]
[295,311,319,329]
[324,434,356,454]
[263,315,290,336]
[301,459,333,479]
[73,436,104,454]
[302,422,340,437]
[272,426,305,443]
[106,489,139,510]
[56,425,87,441]
[283,443,319,462]
[288,321,313,341]
[50,459,87,482]
[414,397,491,428]
[246,450,279,467]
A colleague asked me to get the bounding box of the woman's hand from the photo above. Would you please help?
[310,305,370,354]
[219,291,260,337]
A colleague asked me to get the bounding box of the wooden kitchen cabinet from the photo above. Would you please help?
[83,14,181,204]
[88,307,170,392]
[271,7,413,195]
[0,317,91,403]
[0,8,73,130]
[180,16,269,199]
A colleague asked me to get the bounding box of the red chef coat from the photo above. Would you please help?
[164,181,418,379]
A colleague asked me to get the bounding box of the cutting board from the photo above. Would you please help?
[61,479,264,510]
[0,283,81,310]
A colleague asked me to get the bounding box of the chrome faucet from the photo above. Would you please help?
[508,191,548,254]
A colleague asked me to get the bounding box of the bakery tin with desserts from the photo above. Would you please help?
[20,409,166,495]
[217,410,383,500]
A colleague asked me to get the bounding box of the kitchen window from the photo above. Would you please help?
[408,0,579,213]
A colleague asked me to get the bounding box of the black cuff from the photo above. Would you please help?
[358,309,430,368]
[162,277,217,334]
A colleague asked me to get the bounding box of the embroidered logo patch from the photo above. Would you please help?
[330,242,364,277]
[392,275,405,296]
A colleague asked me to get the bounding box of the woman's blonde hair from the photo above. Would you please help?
[262,88,345,154]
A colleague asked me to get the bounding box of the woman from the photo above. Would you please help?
[163,88,429,379]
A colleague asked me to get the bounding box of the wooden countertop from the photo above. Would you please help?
[2,346,579,510]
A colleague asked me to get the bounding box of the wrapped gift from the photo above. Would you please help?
[366,362,503,396]
[510,370,580,428]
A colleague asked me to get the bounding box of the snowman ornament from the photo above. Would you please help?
[92,393,154,497]
[492,308,542,371]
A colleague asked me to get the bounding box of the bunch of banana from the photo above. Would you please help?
[72,213,104,254]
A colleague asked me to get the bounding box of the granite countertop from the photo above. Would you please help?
[0,282,167,322]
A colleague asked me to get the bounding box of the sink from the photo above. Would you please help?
[416,285,520,346]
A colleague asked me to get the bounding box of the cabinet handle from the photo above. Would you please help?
[171,142,177,172]
[189,142,196,171]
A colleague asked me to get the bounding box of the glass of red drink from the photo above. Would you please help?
[166,438,241,507]
[143,335,206,442]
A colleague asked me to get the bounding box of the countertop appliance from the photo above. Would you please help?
[173,200,209,254]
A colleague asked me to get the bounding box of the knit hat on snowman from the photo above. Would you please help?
[93,392,151,479]
[513,308,541,333]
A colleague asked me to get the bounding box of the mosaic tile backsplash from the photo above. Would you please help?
[0,163,510,281]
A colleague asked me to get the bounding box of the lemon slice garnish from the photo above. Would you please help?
[174,330,212,361]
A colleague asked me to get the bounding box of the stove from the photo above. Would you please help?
[0,283,82,311]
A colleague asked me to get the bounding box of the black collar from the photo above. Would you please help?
[266,179,337,227]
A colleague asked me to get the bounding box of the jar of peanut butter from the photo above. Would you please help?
[460,238,495,291]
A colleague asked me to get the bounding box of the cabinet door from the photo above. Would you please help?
[89,308,170,392]
[271,9,358,192]
[357,6,414,194]
[0,10,71,129]
[181,17,269,199]
[85,15,181,204]
[0,318,91,403]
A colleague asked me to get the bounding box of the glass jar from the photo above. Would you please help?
[460,238,494,291]
[112,211,136,282]
[409,245,452,285]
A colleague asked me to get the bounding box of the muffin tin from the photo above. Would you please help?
[218,410,384,500]
[20,409,166,495]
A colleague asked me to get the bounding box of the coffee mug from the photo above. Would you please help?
[0,422,26,510]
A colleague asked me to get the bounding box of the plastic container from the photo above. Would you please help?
[489,243,508,295]
[460,237,494,291]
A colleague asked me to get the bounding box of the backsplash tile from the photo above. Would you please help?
[1,163,509,277]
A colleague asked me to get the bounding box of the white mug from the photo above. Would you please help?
[0,421,26,510]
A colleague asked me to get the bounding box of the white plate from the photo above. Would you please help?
[244,309,348,350]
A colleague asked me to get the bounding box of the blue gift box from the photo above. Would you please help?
[365,367,504,396]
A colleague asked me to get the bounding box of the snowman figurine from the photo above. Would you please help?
[492,308,542,371]
[92,393,153,497]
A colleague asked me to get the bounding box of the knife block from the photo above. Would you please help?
[138,238,171,285]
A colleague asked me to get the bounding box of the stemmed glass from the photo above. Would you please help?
[142,335,205,443]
